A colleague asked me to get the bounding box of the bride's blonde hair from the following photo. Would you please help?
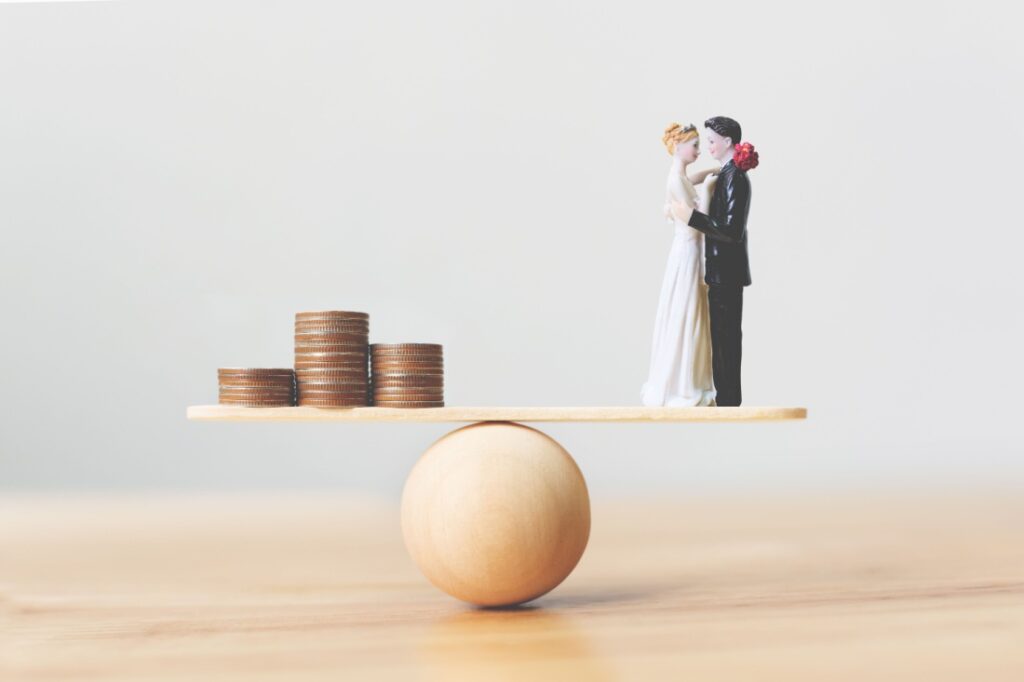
[663,122,698,155]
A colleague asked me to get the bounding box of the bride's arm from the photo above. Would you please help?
[687,167,720,185]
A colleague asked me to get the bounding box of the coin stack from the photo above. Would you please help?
[295,311,370,407]
[218,368,296,407]
[370,343,444,408]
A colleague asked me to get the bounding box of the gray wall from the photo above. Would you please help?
[1,1,1020,496]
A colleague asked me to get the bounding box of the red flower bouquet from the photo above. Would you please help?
[732,142,759,171]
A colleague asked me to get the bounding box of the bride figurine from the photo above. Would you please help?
[640,123,718,407]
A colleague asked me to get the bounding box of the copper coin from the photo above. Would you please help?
[294,327,368,335]
[371,387,443,394]
[219,385,295,393]
[294,334,368,343]
[299,374,368,382]
[298,386,367,393]
[372,385,444,392]
[294,329,367,337]
[373,394,444,401]
[219,396,295,402]
[217,374,294,385]
[292,360,368,366]
[370,343,441,351]
[219,400,295,407]
[370,349,441,355]
[294,319,370,327]
[219,394,295,401]
[219,385,295,392]
[295,328,368,337]
[373,368,441,376]
[294,346,367,356]
[295,310,368,320]
[298,393,368,401]
[370,350,443,357]
[295,351,367,358]
[371,356,443,363]
[298,379,366,386]
[297,388,366,394]
[371,357,443,363]
[295,319,367,326]
[370,387,442,393]
[295,336,367,344]
[296,369,367,378]
[371,378,443,384]
[295,360,367,367]
[298,399,369,407]
[218,368,294,375]
[372,402,445,408]
[373,367,442,374]
[292,325,368,333]
[372,395,444,401]
[371,358,443,365]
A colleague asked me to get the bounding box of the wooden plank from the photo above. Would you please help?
[3,491,1022,680]
[186,404,808,423]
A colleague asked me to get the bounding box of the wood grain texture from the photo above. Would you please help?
[3,490,1022,680]
[186,405,808,423]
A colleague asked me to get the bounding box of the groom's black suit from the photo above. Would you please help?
[686,159,752,406]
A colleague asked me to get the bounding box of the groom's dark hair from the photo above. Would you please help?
[705,116,742,146]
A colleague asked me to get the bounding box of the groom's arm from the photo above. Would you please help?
[687,171,750,244]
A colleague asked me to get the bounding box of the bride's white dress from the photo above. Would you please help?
[640,167,716,406]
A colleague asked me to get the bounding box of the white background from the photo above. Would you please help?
[1,1,1021,496]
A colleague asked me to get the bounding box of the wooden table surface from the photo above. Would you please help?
[3,489,1023,680]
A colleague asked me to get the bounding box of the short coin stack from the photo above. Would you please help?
[218,368,296,407]
[370,343,444,408]
[295,311,370,407]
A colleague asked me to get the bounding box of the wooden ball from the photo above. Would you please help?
[401,422,590,607]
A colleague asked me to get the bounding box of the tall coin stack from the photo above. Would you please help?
[294,311,370,407]
[218,368,296,407]
[370,343,444,408]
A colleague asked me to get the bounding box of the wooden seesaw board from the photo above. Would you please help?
[186,405,807,423]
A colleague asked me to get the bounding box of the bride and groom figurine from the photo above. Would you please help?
[640,116,758,407]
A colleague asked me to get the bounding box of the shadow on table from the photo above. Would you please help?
[417,607,615,681]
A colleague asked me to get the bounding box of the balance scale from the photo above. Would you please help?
[187,405,806,424]
[187,404,808,605]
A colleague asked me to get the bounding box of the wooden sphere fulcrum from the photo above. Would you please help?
[401,421,590,607]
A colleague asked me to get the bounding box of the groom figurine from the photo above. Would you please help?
[671,116,752,406]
